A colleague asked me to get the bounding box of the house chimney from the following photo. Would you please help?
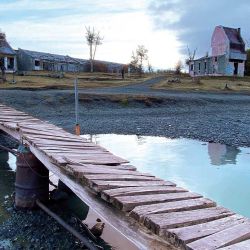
[238,28,241,35]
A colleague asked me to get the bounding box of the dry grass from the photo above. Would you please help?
[0,71,153,90]
[79,93,164,107]
[153,74,250,92]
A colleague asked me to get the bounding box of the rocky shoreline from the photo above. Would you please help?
[1,88,250,249]
[1,89,250,147]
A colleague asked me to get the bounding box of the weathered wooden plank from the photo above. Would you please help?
[52,155,128,166]
[130,198,216,223]
[144,206,234,235]
[101,186,187,202]
[70,163,137,171]
[23,134,85,143]
[187,221,250,250]
[219,239,250,250]
[83,174,159,182]
[91,180,175,192]
[65,165,152,178]
[113,192,202,212]
[165,214,247,247]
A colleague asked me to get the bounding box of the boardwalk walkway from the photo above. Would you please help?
[0,103,250,250]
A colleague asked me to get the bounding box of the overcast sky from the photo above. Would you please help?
[1,0,249,69]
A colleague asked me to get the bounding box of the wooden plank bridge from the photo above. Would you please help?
[0,103,250,250]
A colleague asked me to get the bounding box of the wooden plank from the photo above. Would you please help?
[143,206,234,235]
[83,174,159,182]
[130,198,216,223]
[90,180,175,192]
[219,239,250,250]
[65,165,153,178]
[113,192,202,212]
[101,186,187,202]
[73,163,137,171]
[165,214,247,247]
[23,134,85,143]
[187,221,250,250]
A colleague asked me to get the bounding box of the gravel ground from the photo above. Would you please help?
[1,77,250,147]
[0,195,92,250]
[0,77,250,249]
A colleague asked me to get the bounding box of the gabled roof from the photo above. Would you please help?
[222,26,245,53]
[222,26,243,45]
[19,49,88,64]
[0,33,16,56]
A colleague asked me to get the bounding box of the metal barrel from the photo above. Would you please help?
[15,145,49,208]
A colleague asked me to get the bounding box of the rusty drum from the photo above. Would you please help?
[15,145,49,208]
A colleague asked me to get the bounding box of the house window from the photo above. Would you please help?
[215,57,217,62]
[190,64,194,71]
[204,62,207,70]
[7,57,14,69]
[35,60,40,67]
[198,63,201,71]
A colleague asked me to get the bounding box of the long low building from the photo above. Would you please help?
[0,33,125,73]
[17,49,89,72]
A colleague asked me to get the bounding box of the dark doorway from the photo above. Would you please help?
[234,62,238,75]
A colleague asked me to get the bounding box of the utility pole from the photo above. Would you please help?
[74,77,80,135]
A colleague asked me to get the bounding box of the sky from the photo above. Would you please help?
[1,0,250,69]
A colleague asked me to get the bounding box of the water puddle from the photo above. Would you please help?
[1,135,250,248]
[82,134,250,218]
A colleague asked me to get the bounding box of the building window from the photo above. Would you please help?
[190,64,194,71]
[7,57,14,69]
[35,60,40,67]
[215,57,217,62]
[198,63,201,71]
[204,62,207,70]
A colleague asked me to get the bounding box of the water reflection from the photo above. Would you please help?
[82,134,250,218]
[208,143,241,166]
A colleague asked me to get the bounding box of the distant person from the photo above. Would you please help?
[121,67,125,79]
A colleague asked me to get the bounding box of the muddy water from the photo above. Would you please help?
[83,134,250,218]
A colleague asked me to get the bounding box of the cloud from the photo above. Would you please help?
[149,0,250,58]
[1,0,182,69]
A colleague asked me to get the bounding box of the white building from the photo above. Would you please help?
[0,33,17,73]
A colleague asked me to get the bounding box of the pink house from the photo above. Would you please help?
[189,26,247,77]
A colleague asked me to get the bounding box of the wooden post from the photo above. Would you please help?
[74,78,80,136]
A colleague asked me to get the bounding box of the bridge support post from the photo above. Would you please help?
[15,144,49,209]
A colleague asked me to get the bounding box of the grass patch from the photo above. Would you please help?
[0,72,154,90]
[78,93,164,107]
[153,74,250,92]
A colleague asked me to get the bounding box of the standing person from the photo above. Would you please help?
[121,67,125,79]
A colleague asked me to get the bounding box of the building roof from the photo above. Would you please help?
[19,48,125,67]
[0,33,16,56]
[19,49,88,64]
[222,26,245,52]
[222,26,242,44]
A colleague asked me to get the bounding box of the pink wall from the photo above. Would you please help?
[211,26,229,57]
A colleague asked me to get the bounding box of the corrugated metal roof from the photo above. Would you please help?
[19,49,88,64]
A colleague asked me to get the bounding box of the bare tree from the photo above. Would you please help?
[136,45,148,76]
[185,46,197,65]
[85,26,103,73]
[147,61,153,73]
[175,60,183,75]
[129,45,148,76]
